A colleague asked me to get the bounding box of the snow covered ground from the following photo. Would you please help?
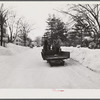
[62,46,100,72]
[0,43,100,88]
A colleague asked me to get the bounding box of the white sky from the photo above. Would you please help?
[0,2,69,40]
[1,1,99,40]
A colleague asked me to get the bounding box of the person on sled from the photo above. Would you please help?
[43,39,48,52]
[52,36,61,54]
[43,37,51,53]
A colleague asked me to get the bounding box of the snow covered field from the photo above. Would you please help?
[0,43,100,88]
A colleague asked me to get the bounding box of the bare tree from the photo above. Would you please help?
[0,4,9,46]
[7,10,24,43]
[62,4,100,39]
[19,20,33,46]
[12,17,23,42]
[7,14,34,46]
[7,12,16,42]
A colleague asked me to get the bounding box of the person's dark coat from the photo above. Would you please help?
[43,40,48,52]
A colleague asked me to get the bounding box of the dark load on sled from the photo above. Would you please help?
[41,49,70,66]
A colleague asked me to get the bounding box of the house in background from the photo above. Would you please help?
[13,35,24,46]
[13,35,33,47]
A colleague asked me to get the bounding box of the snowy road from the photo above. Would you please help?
[0,47,100,89]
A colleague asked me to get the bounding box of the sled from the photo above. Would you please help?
[41,49,70,66]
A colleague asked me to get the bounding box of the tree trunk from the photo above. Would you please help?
[10,32,12,42]
[24,35,26,46]
[9,27,13,43]
[1,22,3,46]
[80,29,83,46]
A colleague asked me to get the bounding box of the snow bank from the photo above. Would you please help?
[0,45,12,56]
[62,47,100,72]
[7,43,30,54]
[0,43,30,63]
[0,43,30,56]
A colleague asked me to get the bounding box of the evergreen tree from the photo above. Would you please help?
[46,14,66,43]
